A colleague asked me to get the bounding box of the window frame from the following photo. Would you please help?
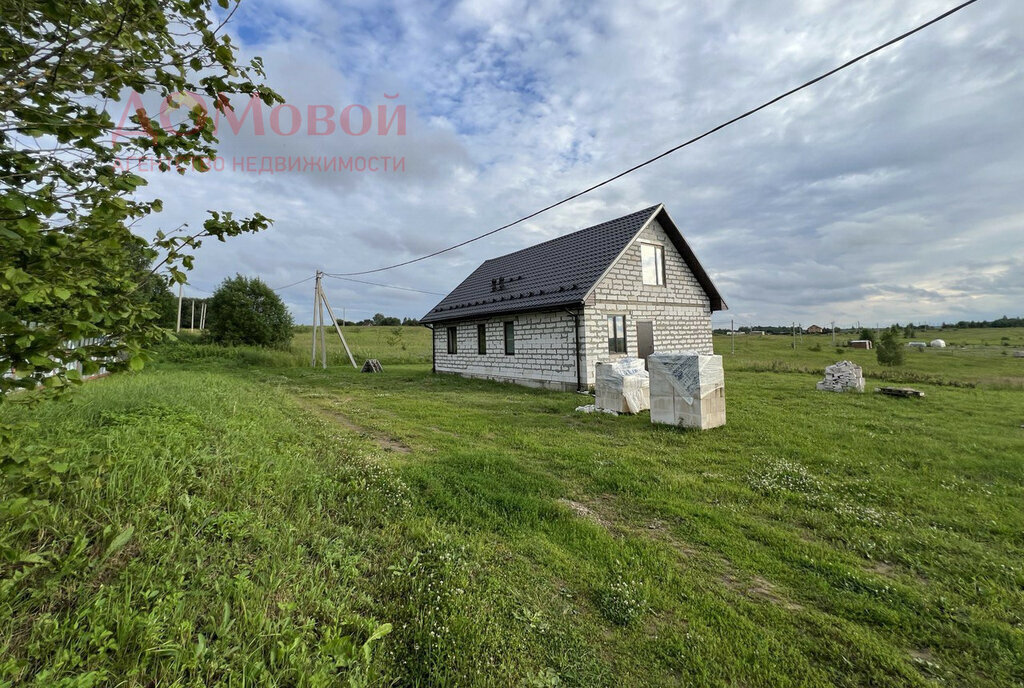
[503,321,515,356]
[477,323,487,355]
[446,326,457,355]
[640,242,666,287]
[607,314,626,354]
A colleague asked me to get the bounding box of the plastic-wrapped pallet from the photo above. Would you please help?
[594,357,650,414]
[648,352,726,429]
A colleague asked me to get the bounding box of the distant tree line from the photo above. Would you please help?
[335,313,420,327]
[941,316,1024,329]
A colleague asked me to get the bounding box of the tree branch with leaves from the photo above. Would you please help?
[1,0,283,406]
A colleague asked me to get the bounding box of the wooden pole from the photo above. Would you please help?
[731,317,735,354]
[318,283,327,369]
[319,286,358,369]
[311,273,319,367]
[190,300,195,330]
[176,283,183,333]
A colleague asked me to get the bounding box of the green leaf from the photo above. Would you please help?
[105,526,134,559]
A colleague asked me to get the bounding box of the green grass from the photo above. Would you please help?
[157,326,432,370]
[2,329,1023,686]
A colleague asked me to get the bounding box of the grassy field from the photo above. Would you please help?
[2,328,1022,686]
[719,327,1024,389]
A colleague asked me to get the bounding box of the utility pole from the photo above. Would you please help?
[319,282,358,369]
[831,320,836,347]
[176,283,183,333]
[311,272,320,367]
[200,302,207,330]
[318,280,327,369]
[731,317,735,354]
[190,300,195,330]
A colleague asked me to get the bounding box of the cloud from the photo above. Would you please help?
[128,0,1024,328]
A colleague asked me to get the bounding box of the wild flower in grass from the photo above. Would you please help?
[747,458,823,496]
[595,572,649,626]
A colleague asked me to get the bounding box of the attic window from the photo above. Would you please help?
[641,243,665,286]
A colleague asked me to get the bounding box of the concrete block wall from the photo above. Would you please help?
[432,310,580,391]
[581,218,713,385]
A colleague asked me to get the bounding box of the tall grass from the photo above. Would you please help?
[0,373,399,685]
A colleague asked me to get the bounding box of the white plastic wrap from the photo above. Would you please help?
[647,351,725,405]
[594,357,650,414]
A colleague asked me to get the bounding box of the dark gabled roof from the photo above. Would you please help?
[420,205,725,324]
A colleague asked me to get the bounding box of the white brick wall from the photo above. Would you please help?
[581,218,712,384]
[432,310,580,391]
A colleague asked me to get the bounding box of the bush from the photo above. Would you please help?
[206,275,294,348]
[876,330,904,366]
[859,328,875,343]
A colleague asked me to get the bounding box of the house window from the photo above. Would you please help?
[608,315,626,353]
[477,323,487,355]
[641,243,665,286]
[504,321,515,355]
[447,326,457,354]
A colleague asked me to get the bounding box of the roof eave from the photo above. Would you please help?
[420,298,586,324]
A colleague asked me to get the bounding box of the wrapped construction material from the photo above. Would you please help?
[816,360,865,393]
[648,352,726,429]
[595,357,650,414]
[929,339,946,348]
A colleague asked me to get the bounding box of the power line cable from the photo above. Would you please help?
[325,0,980,277]
[269,275,316,291]
[322,273,446,296]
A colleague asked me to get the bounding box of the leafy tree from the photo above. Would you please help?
[858,328,875,343]
[1,0,282,403]
[206,275,293,348]
[371,312,402,327]
[876,329,904,366]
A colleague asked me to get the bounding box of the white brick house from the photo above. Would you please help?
[421,205,726,391]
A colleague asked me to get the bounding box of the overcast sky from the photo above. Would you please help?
[131,0,1024,328]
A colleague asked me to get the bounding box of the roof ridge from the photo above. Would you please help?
[481,204,660,265]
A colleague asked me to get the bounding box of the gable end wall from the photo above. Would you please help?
[581,218,713,384]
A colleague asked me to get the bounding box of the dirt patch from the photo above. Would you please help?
[867,560,896,577]
[559,499,611,528]
[295,397,412,453]
[722,573,803,611]
[909,647,942,677]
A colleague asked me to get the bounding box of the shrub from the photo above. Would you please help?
[876,330,904,366]
[206,275,294,348]
[859,328,875,343]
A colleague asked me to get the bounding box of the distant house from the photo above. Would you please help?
[420,205,726,391]
[806,324,823,335]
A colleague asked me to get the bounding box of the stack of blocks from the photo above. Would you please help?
[595,358,650,414]
[816,360,865,393]
[648,352,726,430]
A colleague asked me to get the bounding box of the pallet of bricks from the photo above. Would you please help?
[647,352,726,430]
[816,360,865,393]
